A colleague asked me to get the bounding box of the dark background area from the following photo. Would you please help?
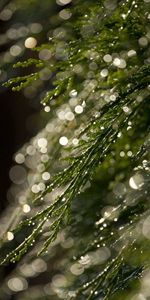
[0,89,37,212]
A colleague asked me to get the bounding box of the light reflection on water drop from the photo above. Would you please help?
[129,173,144,190]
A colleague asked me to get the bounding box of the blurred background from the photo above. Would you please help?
[0,0,70,212]
[0,1,72,294]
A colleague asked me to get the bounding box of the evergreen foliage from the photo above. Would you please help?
[0,0,150,299]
